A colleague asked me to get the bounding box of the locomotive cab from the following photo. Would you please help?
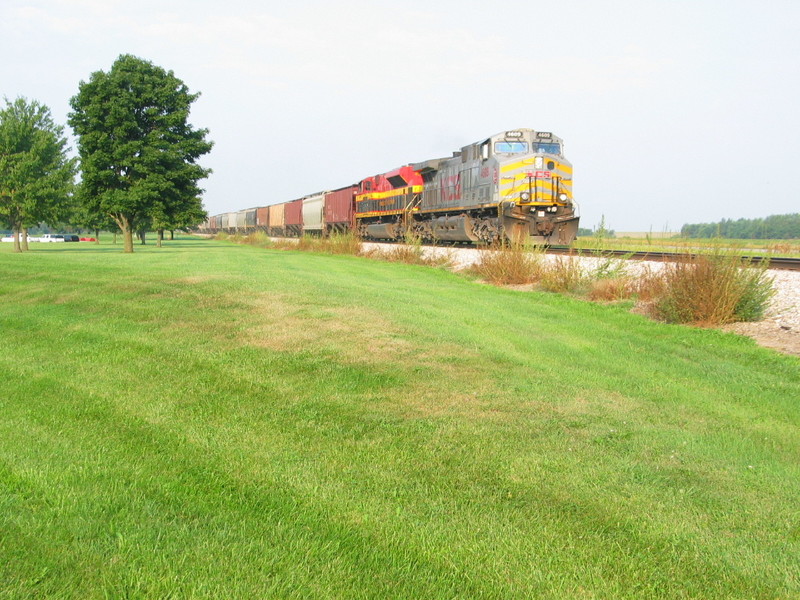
[488,129,578,244]
[485,130,572,208]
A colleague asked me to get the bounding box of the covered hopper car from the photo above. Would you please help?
[202,129,579,245]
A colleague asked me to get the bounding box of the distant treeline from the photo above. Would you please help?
[681,214,800,239]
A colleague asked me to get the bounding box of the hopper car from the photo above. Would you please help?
[201,129,579,245]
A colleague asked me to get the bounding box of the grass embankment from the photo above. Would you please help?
[1,238,798,598]
[231,232,776,326]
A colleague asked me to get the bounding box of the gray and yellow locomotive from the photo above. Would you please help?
[356,129,579,245]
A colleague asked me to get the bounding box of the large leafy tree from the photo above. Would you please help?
[68,54,213,253]
[0,97,76,252]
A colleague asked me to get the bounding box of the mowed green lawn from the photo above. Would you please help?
[1,237,798,599]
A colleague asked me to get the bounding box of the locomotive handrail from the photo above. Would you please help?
[402,194,422,229]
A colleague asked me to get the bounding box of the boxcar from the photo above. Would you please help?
[256,207,270,230]
[302,193,325,235]
[285,199,303,237]
[245,208,257,229]
[226,212,237,232]
[269,203,285,236]
[235,210,247,231]
[324,185,357,234]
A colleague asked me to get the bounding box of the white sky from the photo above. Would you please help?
[2,0,799,232]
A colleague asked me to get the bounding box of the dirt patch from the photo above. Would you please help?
[721,321,800,357]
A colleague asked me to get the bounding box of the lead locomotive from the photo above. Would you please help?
[356,129,578,245]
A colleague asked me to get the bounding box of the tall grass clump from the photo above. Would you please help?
[587,277,633,301]
[470,244,543,285]
[270,237,301,250]
[381,232,425,264]
[242,231,272,248]
[295,235,326,252]
[630,264,668,302]
[585,254,634,301]
[293,233,363,255]
[365,233,454,268]
[655,251,775,325]
[539,254,586,293]
[326,232,363,255]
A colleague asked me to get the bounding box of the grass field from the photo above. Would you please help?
[573,235,800,257]
[1,237,799,599]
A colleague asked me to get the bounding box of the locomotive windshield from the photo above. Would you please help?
[535,142,561,155]
[494,141,528,153]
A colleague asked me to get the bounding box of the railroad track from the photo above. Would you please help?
[546,247,800,272]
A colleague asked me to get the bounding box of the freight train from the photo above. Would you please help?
[201,129,579,245]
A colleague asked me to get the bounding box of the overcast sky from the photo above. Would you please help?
[2,0,799,232]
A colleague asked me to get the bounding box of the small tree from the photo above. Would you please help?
[0,97,76,252]
[68,54,213,253]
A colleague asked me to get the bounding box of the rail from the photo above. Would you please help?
[546,247,800,272]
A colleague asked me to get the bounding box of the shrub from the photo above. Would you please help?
[631,265,667,302]
[732,260,776,322]
[655,251,774,325]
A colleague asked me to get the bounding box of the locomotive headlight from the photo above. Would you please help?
[520,192,530,201]
[559,193,568,201]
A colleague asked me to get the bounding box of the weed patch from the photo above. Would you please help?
[539,254,586,293]
[242,231,272,247]
[470,245,543,285]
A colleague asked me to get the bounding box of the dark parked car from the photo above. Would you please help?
[63,234,80,242]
